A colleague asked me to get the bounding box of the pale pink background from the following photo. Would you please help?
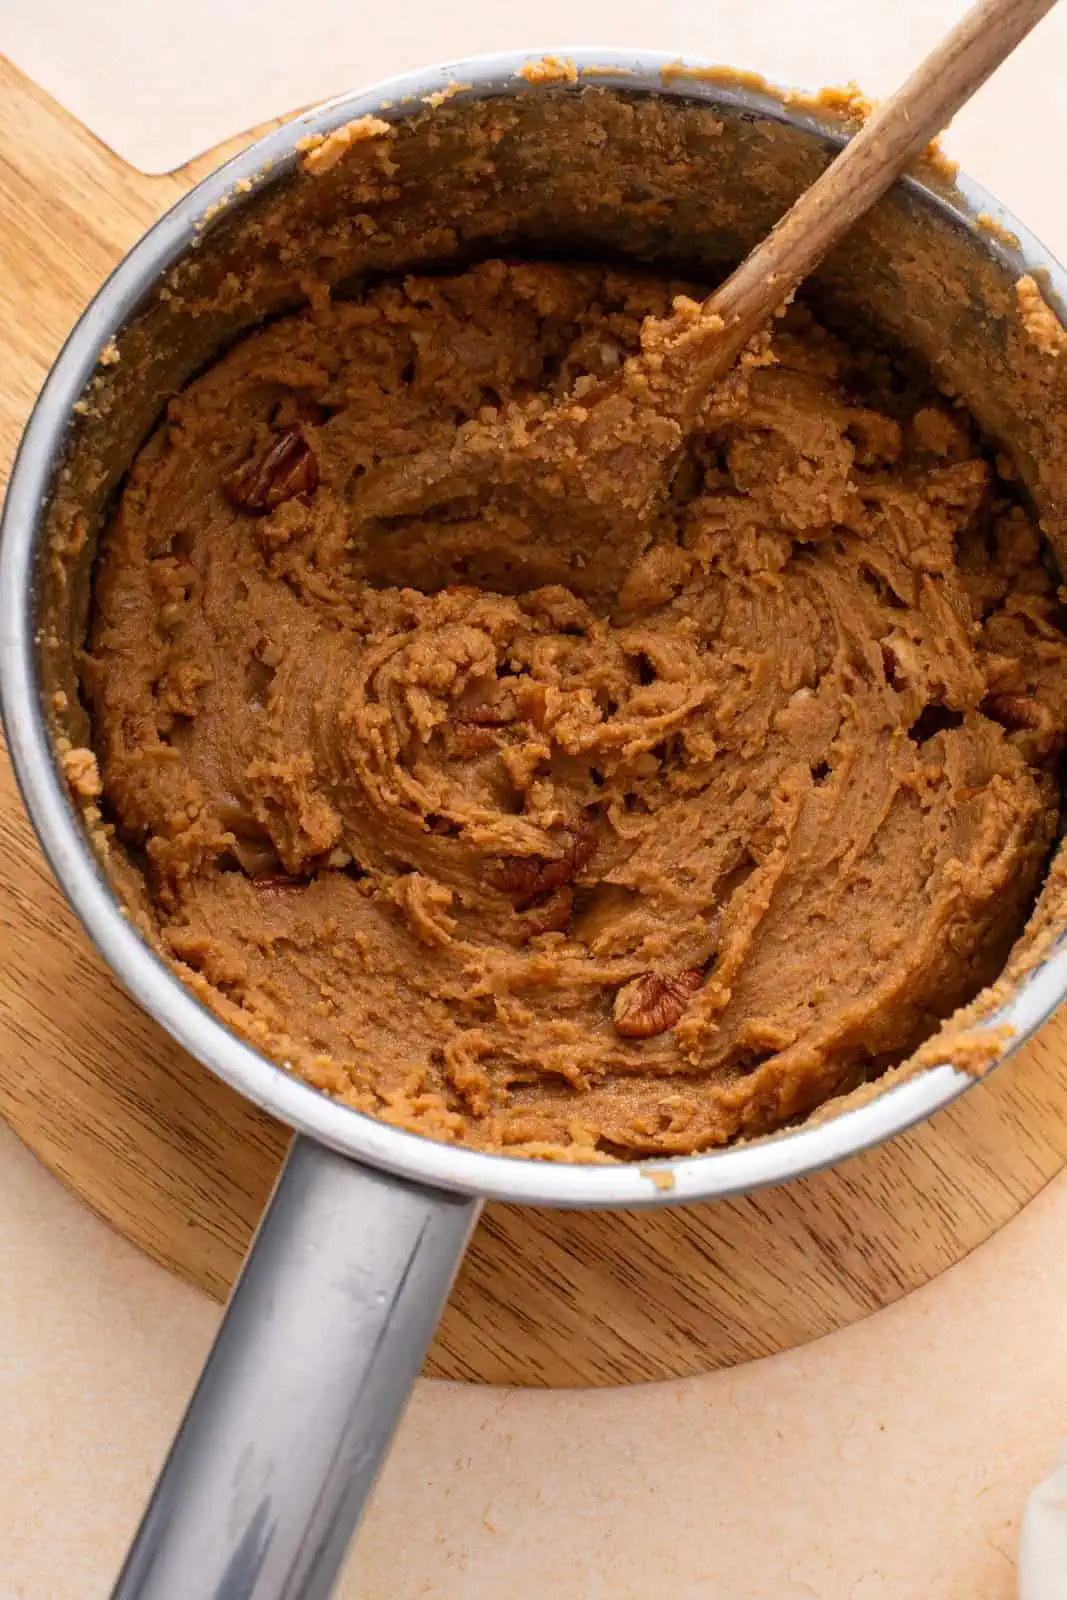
[4,2,1067,1595]
[6,1121,1067,1598]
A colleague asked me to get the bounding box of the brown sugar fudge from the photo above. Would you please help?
[85,258,1067,1159]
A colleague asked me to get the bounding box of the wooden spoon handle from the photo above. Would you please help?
[670,0,1059,411]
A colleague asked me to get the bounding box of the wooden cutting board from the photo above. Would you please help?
[4,54,1067,1388]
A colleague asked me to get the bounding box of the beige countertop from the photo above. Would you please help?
[5,3,1067,1595]
[4,1114,1067,1598]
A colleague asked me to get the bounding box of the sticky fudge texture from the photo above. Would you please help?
[85,258,1067,1159]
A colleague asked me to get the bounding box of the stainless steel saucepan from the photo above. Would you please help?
[4,48,1067,1600]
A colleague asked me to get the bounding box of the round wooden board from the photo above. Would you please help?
[5,737,1067,1386]
[5,59,1067,1388]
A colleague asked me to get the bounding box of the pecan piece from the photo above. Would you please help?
[446,677,551,757]
[518,885,574,940]
[225,426,320,514]
[982,692,1044,732]
[490,817,598,906]
[445,687,519,759]
[981,692,1058,756]
[614,969,703,1039]
[490,854,552,901]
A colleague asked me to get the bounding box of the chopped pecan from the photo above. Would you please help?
[518,885,574,940]
[614,969,703,1039]
[225,426,320,514]
[981,692,1058,755]
[490,854,552,901]
[981,692,1044,732]
[445,676,551,757]
[490,816,598,906]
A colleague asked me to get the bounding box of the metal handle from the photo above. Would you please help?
[111,1135,480,1600]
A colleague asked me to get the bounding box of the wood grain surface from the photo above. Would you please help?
[3,55,1067,1387]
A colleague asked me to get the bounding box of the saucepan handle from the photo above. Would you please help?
[110,1134,480,1600]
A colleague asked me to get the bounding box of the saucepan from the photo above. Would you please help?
[4,47,1067,1600]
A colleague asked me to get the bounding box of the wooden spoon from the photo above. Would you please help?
[353,0,1058,593]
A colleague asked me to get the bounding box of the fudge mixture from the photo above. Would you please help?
[86,259,1067,1158]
